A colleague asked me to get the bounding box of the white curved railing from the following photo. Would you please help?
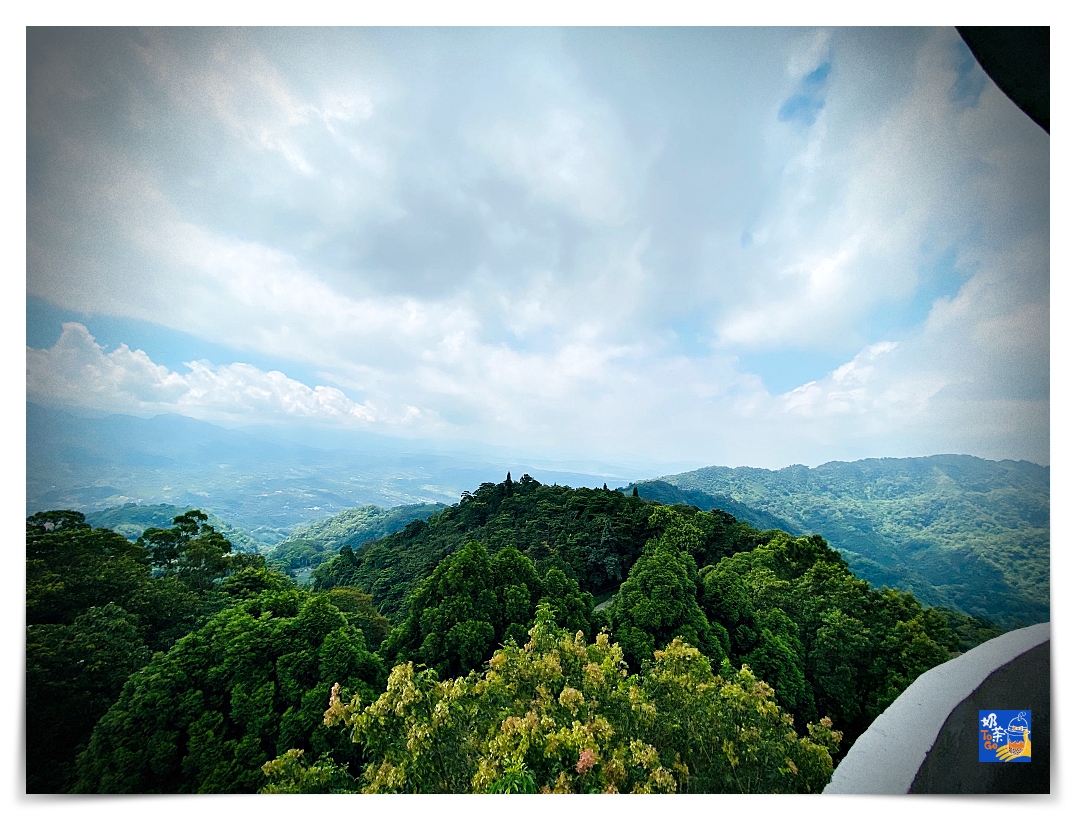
[824,621,1050,794]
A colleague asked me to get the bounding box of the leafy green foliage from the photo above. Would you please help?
[312,475,768,620]
[325,587,392,650]
[381,540,592,677]
[607,507,724,669]
[75,587,384,793]
[260,749,359,793]
[643,639,841,793]
[309,476,997,758]
[268,503,444,576]
[654,455,1049,627]
[28,510,154,628]
[86,503,263,554]
[27,604,151,793]
[279,605,838,793]
[29,473,1009,794]
[700,531,975,745]
[25,509,266,792]
[536,566,594,637]
[140,509,263,591]
[932,606,1006,653]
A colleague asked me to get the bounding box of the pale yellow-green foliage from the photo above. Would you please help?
[308,602,839,793]
[259,748,355,793]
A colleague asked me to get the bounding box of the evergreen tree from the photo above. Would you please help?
[607,508,723,670]
[75,587,383,793]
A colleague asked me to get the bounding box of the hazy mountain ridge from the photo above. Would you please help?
[27,403,639,542]
[28,403,1048,627]
[654,455,1048,628]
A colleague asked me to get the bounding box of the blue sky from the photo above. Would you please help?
[25,26,1050,469]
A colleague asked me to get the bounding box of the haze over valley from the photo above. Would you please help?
[28,402,660,544]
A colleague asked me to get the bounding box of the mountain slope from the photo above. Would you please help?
[267,502,445,576]
[622,480,800,534]
[311,474,779,621]
[655,455,1048,628]
[84,504,262,554]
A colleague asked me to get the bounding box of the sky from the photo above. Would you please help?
[25,26,1051,470]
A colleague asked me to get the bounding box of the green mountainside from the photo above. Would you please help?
[28,474,1005,794]
[311,473,777,622]
[641,455,1049,628]
[623,480,799,533]
[86,503,262,554]
[307,476,998,766]
[267,503,445,578]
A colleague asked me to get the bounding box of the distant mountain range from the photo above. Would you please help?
[627,455,1049,629]
[617,480,798,533]
[28,402,1048,628]
[26,402,641,545]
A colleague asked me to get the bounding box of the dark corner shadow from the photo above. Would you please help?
[956,27,1049,133]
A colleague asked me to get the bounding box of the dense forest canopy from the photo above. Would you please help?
[27,474,1008,794]
[311,473,775,621]
[639,455,1049,628]
[25,509,263,792]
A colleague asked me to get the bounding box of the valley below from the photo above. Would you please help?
[28,402,1049,630]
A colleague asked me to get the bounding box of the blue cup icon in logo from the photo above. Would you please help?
[1006,711,1030,756]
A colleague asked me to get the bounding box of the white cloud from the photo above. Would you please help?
[26,323,391,426]
[779,341,914,418]
[25,28,1049,468]
[27,323,188,407]
[474,103,640,227]
[716,27,1047,359]
[787,29,832,79]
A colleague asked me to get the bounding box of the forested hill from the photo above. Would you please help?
[639,455,1049,628]
[267,503,445,579]
[310,473,780,622]
[29,476,1004,794]
[622,480,799,534]
[306,475,999,771]
[86,503,262,554]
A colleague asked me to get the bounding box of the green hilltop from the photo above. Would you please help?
[636,455,1048,628]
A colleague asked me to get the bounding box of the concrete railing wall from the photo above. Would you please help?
[824,622,1050,794]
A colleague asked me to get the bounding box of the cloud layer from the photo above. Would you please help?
[26,27,1049,468]
[27,323,388,425]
